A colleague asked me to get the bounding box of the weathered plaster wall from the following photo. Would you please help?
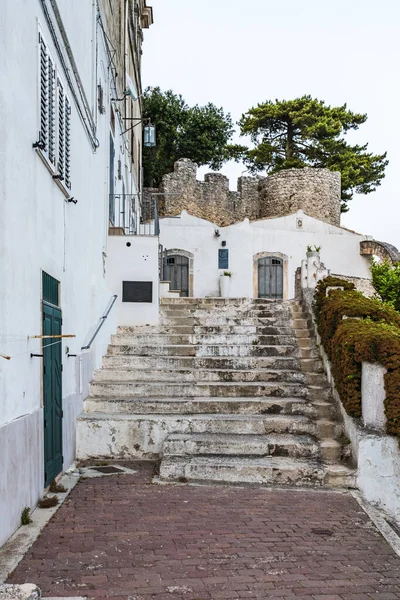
[158,210,371,299]
[106,236,160,326]
[0,411,44,548]
[145,160,341,227]
[0,0,122,546]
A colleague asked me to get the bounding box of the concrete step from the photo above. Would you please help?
[135,325,302,336]
[76,413,320,459]
[89,380,309,399]
[292,317,309,327]
[320,439,343,463]
[299,347,319,359]
[93,368,306,384]
[159,317,198,326]
[107,344,197,356]
[196,345,298,357]
[102,355,302,371]
[111,333,299,346]
[107,344,299,358]
[84,396,316,417]
[111,334,193,345]
[158,455,329,487]
[159,455,356,488]
[325,464,357,488]
[299,358,324,372]
[160,297,251,305]
[162,433,320,459]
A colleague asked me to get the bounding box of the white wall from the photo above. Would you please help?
[106,236,160,326]
[159,210,372,298]
[0,0,132,546]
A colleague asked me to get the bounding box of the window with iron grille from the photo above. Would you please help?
[37,28,71,190]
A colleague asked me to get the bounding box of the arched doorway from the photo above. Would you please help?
[258,256,283,299]
[253,252,288,299]
[166,255,189,297]
[165,249,194,297]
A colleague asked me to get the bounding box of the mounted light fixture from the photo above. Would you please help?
[112,73,140,102]
[121,117,156,147]
[143,123,156,147]
[214,229,220,238]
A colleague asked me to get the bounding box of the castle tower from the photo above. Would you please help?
[258,168,341,226]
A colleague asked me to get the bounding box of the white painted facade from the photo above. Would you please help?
[0,0,153,546]
[106,235,160,326]
[159,210,372,299]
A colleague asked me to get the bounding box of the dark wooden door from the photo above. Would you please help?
[258,257,283,299]
[43,302,63,486]
[166,255,189,297]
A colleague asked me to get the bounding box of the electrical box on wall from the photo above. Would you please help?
[122,281,153,303]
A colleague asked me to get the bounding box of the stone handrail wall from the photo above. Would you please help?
[301,289,400,521]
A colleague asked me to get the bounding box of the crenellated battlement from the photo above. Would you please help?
[143,159,341,227]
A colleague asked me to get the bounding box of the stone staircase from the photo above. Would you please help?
[77,298,355,488]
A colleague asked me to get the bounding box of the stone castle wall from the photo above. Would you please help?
[143,159,341,227]
[259,169,341,227]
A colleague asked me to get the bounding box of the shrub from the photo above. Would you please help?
[371,259,400,312]
[314,278,400,360]
[21,507,32,525]
[314,276,400,440]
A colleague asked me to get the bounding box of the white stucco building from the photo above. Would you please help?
[0,0,153,547]
[158,209,373,300]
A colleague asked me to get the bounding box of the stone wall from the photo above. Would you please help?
[330,274,376,297]
[144,159,341,227]
[259,168,341,227]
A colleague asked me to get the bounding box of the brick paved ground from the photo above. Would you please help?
[8,462,400,600]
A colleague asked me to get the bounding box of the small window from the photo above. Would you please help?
[167,257,175,265]
[272,258,282,266]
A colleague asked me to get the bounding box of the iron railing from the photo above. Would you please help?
[81,295,118,350]
[159,244,168,281]
[109,193,159,236]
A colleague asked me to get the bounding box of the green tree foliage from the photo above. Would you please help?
[143,87,239,187]
[371,260,400,312]
[238,96,388,211]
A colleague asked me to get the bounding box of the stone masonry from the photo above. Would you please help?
[77,298,355,488]
[144,159,342,227]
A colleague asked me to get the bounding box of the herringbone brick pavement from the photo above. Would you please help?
[8,462,400,600]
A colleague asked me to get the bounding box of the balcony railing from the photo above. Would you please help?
[108,193,159,236]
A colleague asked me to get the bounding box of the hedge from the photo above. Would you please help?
[314,276,400,440]
[314,276,400,361]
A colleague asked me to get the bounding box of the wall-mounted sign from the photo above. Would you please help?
[218,249,229,269]
[122,281,153,303]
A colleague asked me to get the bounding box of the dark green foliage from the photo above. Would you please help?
[143,87,242,187]
[371,260,400,312]
[314,277,400,439]
[238,96,388,211]
[21,507,32,525]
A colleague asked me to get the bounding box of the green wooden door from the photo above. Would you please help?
[43,302,63,486]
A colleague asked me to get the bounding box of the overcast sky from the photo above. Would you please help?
[142,0,400,249]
